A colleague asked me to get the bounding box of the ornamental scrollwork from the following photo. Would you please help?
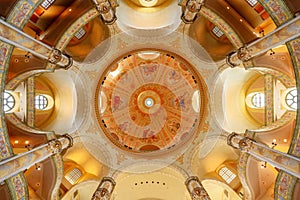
[48,48,62,64]
[47,140,62,154]
[237,46,252,62]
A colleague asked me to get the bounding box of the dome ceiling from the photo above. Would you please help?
[96,50,204,153]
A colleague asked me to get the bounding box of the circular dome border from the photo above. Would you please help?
[94,48,209,154]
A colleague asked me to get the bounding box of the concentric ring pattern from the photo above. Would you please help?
[96,50,204,153]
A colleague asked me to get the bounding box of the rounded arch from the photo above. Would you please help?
[116,0,181,37]
[111,163,190,200]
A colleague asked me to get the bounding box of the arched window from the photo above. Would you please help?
[212,26,224,38]
[35,95,48,110]
[3,92,15,112]
[41,0,55,10]
[218,167,236,184]
[251,92,265,108]
[74,27,86,40]
[65,168,82,185]
[285,89,297,110]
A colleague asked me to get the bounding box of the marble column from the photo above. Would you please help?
[91,177,116,200]
[185,176,211,200]
[227,133,300,179]
[179,0,205,23]
[0,134,73,182]
[226,15,300,67]
[0,19,72,69]
[92,0,118,25]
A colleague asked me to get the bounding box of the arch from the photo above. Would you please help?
[111,163,190,200]
[248,67,296,88]
[199,6,243,49]
[6,0,45,28]
[5,69,53,90]
[5,113,54,135]
[259,0,293,26]
[55,9,100,51]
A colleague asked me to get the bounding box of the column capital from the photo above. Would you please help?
[91,177,116,200]
[94,0,117,25]
[59,134,73,150]
[60,54,73,70]
[180,0,204,24]
[226,52,240,68]
[48,48,62,64]
[227,133,254,152]
[226,46,252,68]
[47,140,62,154]
[185,176,211,200]
[237,46,252,62]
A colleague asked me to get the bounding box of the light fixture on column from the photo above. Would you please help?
[25,144,31,150]
[271,139,277,148]
[260,161,267,168]
[269,49,275,56]
[259,29,265,36]
[35,163,41,171]
[24,52,31,59]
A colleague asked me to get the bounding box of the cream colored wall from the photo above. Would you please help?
[202,179,242,200]
[61,180,99,200]
[63,142,106,178]
[112,165,191,200]
[214,67,258,132]
[116,0,181,36]
[192,137,239,178]
[41,71,76,133]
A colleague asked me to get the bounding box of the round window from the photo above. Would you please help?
[3,92,15,112]
[285,89,297,110]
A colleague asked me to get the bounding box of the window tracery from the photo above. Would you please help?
[251,92,265,108]
[35,95,48,110]
[285,88,297,110]
[3,91,15,112]
[218,167,236,184]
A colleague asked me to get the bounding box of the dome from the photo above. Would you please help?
[96,50,205,153]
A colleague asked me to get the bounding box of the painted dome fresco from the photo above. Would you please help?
[96,50,206,153]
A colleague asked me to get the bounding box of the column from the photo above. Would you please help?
[226,15,300,67]
[227,133,300,179]
[91,177,116,200]
[0,19,72,69]
[0,134,73,182]
[179,0,205,23]
[185,176,211,200]
[92,0,118,25]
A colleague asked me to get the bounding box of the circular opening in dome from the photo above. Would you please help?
[145,98,154,107]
